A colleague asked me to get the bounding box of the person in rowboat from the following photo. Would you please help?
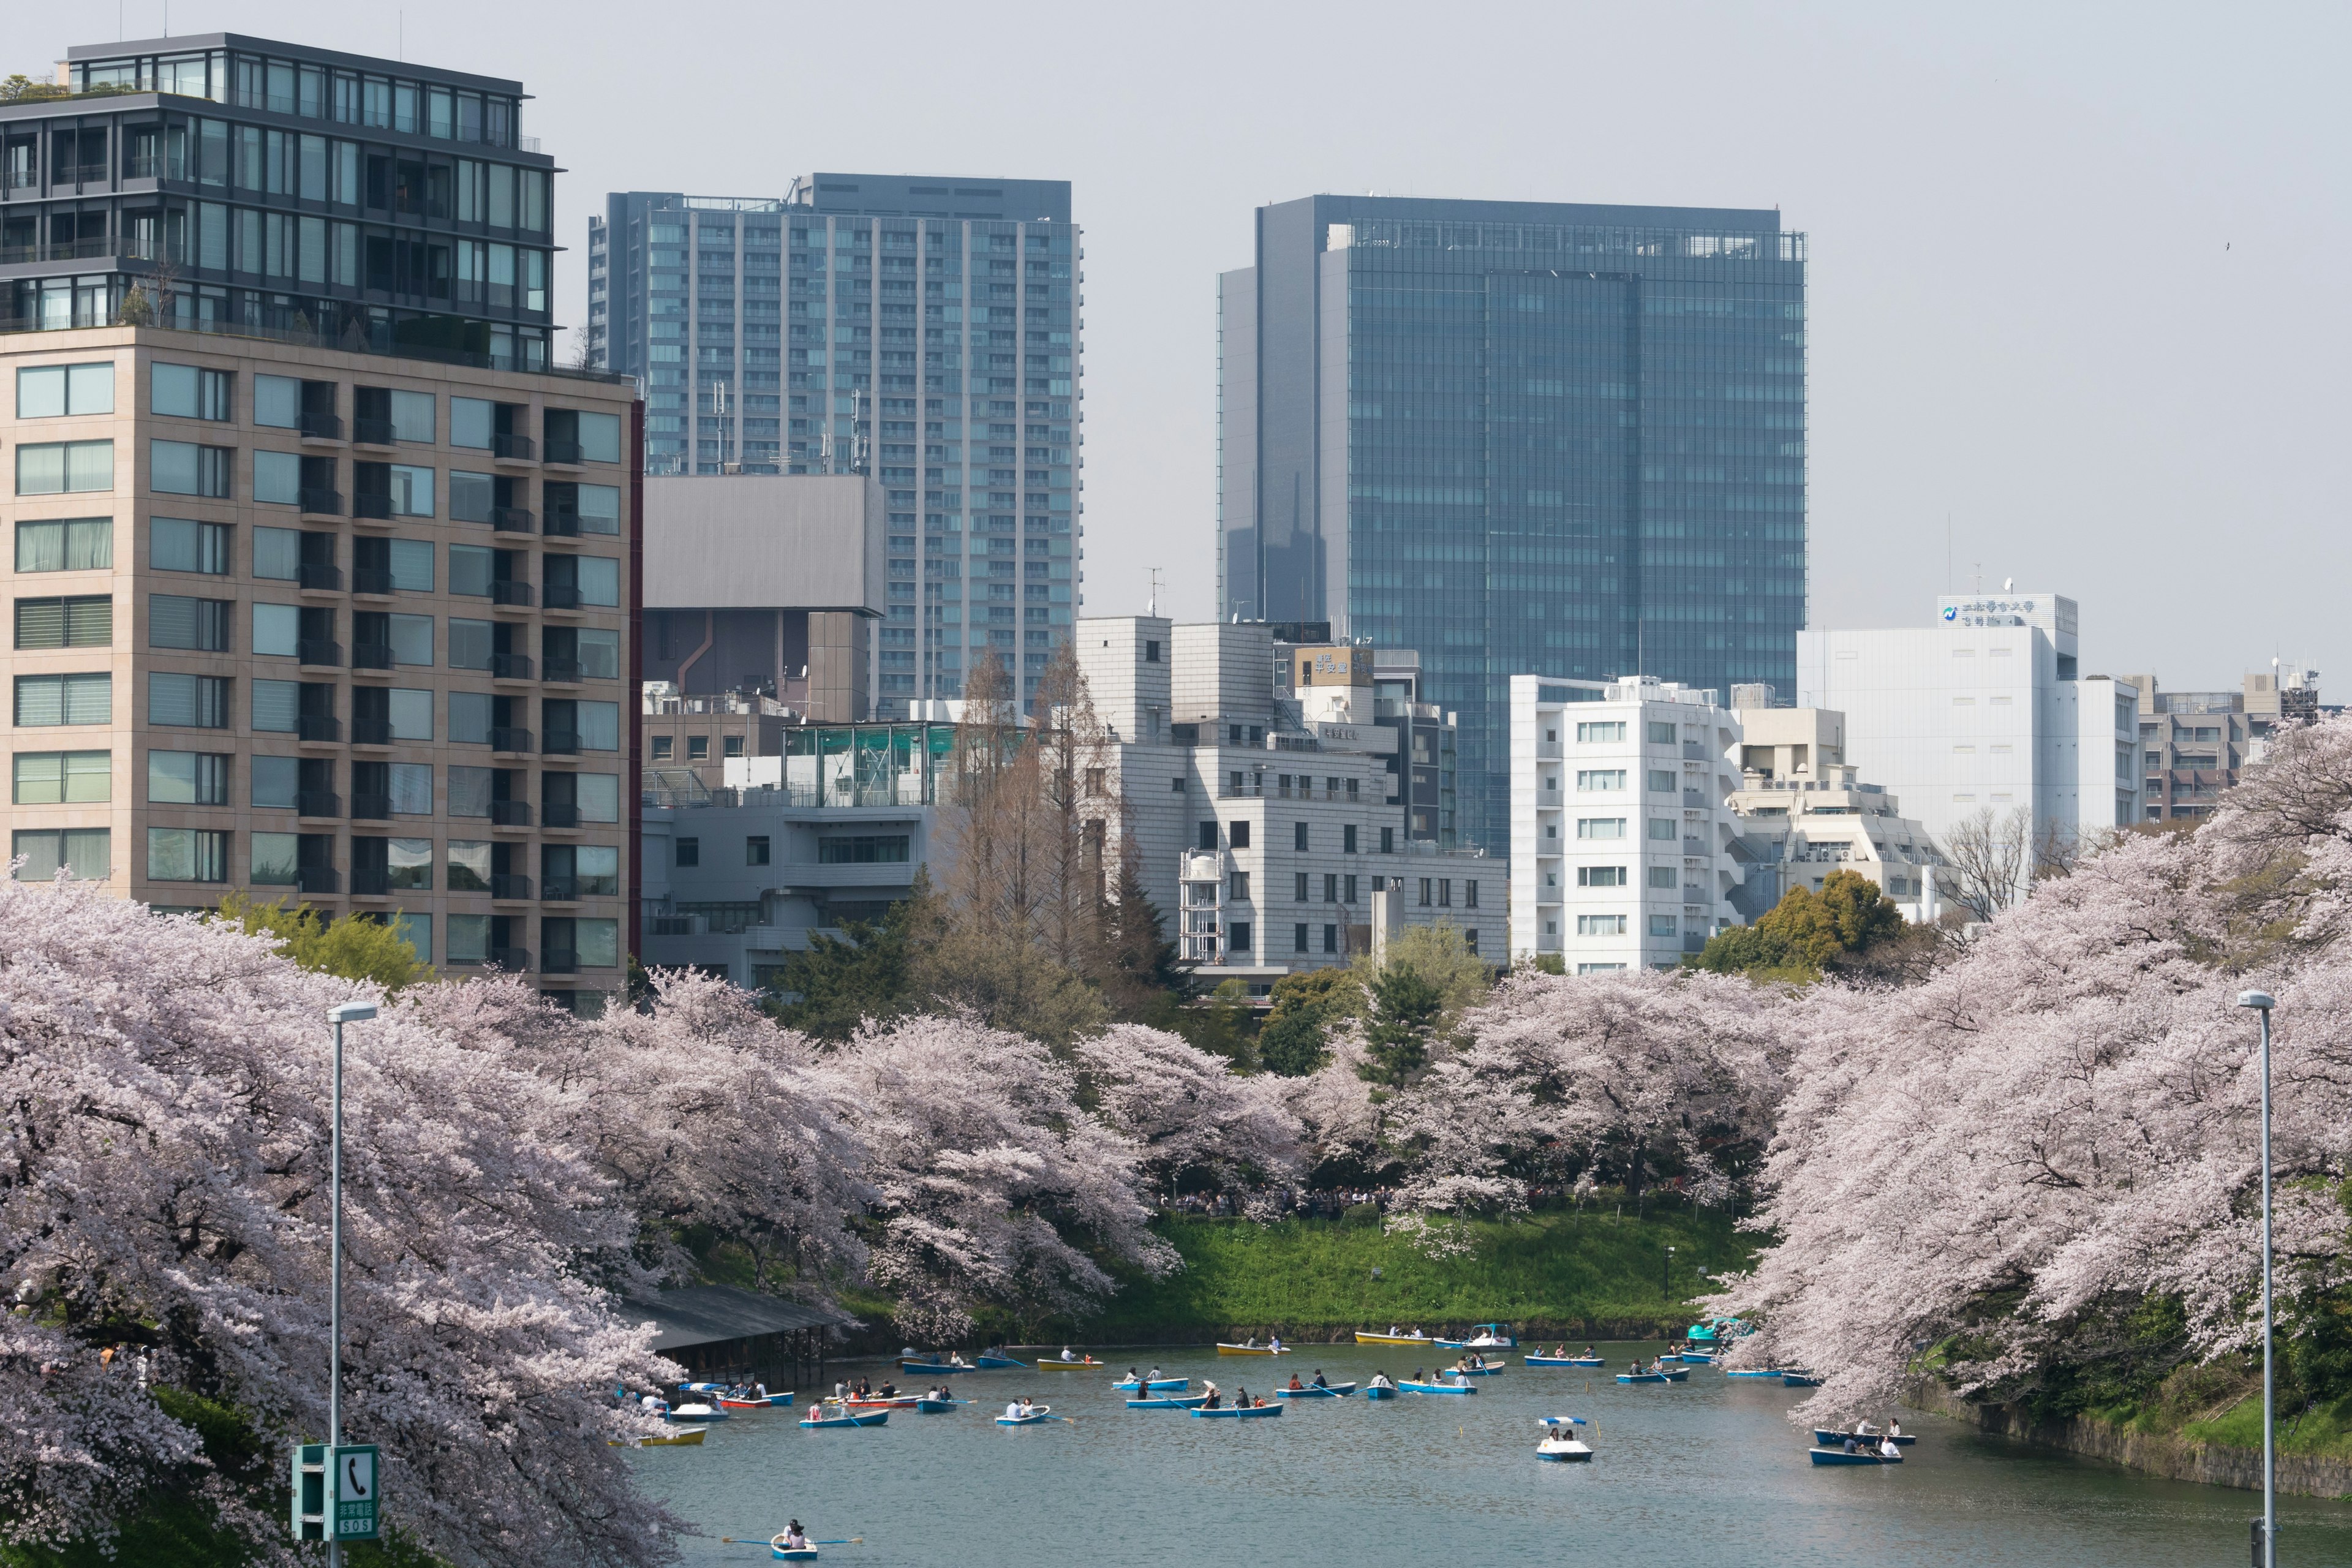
[1888,1419,1904,1439]
[1312,1369,1329,1389]
[1201,1385,1223,1410]
[1287,1372,1305,1390]
[1060,1345,1076,1362]
[1879,1434,1901,1459]
[778,1523,808,1551]
[1269,1333,1284,1353]
[1370,1371,1395,1390]
[1582,1345,1596,1359]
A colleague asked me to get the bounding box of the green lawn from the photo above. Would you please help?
[1082,1206,1758,1341]
[2184,1394,2352,1462]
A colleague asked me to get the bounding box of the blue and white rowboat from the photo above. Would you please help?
[1616,1370,1689,1384]
[1362,1384,1398,1400]
[1112,1378,1189,1392]
[1724,1368,1787,1380]
[993,1406,1058,1426]
[1273,1382,1357,1398]
[799,1409,887,1428]
[1398,1379,1477,1395]
[1525,1355,1605,1368]
[1126,1394,1210,1409]
[1191,1403,1283,1418]
[1809,1446,1898,1465]
[976,1354,1028,1370]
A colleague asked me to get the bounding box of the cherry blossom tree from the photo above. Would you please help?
[0,878,682,1566]
[831,1013,1178,1340]
[1074,1022,1303,1211]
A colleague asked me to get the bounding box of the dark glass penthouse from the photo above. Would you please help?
[2,34,557,369]
[589,176,1081,711]
[1219,195,1807,854]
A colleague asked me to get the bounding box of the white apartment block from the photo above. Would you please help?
[1079,617,1502,986]
[1509,676,1742,972]
[1795,594,2139,872]
[1725,701,1943,924]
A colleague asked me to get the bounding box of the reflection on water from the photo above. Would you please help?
[637,1343,2352,1567]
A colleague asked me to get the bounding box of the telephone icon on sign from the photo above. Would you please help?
[341,1450,373,1501]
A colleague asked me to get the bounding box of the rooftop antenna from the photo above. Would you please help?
[1148,567,1163,618]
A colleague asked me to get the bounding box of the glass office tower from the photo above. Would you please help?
[591,176,1080,712]
[1219,195,1806,854]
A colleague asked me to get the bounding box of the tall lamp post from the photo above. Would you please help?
[325,1000,377,1568]
[1664,1245,1676,1304]
[2237,989,2276,1568]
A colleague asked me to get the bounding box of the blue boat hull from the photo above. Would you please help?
[1363,1385,1397,1400]
[1809,1447,1897,1465]
[1273,1382,1355,1398]
[1191,1404,1283,1418]
[1784,1374,1822,1387]
[1616,1372,1688,1384]
[976,1355,1027,1370]
[1127,1395,1210,1409]
[799,1412,888,1428]
[995,1414,1057,1425]
[1525,1355,1604,1367]
[900,1362,973,1374]
[1724,1370,1785,1380]
[914,1398,967,1413]
[1447,1365,1502,1376]
[1112,1379,1189,1392]
[1398,1381,1477,1395]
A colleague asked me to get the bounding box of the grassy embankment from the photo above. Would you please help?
[2091,1369,2352,1465]
[1080,1205,1758,1343]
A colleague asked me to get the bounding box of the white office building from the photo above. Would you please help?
[1509,676,1743,971]
[1795,594,2139,872]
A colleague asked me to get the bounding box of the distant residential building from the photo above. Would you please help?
[1795,594,2140,867]
[1508,676,1743,971]
[1276,638,1461,848]
[1219,193,1808,856]
[1722,695,1943,924]
[2120,665,2321,821]
[590,178,1080,708]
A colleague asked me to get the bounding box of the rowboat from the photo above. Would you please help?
[1363,1384,1398,1400]
[718,1392,794,1409]
[1445,1364,1504,1377]
[1525,1355,1605,1368]
[1398,1379,1477,1395]
[799,1409,888,1429]
[1724,1368,1787,1380]
[1112,1378,1189,1392]
[627,1427,706,1446]
[1436,1324,1518,1351]
[1355,1330,1434,1346]
[843,1395,919,1410]
[994,1406,1058,1426]
[914,1397,969,1413]
[1034,1357,1106,1369]
[1783,1373,1822,1388]
[1678,1352,1719,1365]
[1814,1429,1915,1447]
[772,1550,816,1562]
[1273,1382,1357,1398]
[901,1360,976,1374]
[1190,1403,1283,1418]
[1126,1394,1211,1409]
[1536,1415,1593,1463]
[1809,1446,1899,1465]
[1616,1370,1689,1385]
[976,1354,1027,1370]
[1216,1343,1290,1356]
[665,1403,728,1423]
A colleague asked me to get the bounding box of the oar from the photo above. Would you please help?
[715,1536,864,1546]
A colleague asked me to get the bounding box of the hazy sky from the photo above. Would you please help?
[37,1,2351,692]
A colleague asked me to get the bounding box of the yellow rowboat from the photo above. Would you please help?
[1354,1332,1434,1346]
[1216,1343,1291,1356]
[1031,1359,1107,1369]
[614,1427,707,1446]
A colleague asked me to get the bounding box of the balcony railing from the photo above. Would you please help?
[296,790,341,818]
[541,802,579,828]
[298,562,342,591]
[540,510,579,538]
[298,715,341,743]
[491,726,533,753]
[351,568,394,596]
[351,417,395,447]
[540,948,579,974]
[542,729,582,756]
[351,644,394,671]
[541,876,578,902]
[542,439,584,466]
[491,652,533,680]
[300,487,342,516]
[542,657,582,684]
[491,581,533,607]
[297,639,342,668]
[488,946,532,971]
[492,432,535,461]
[350,793,391,821]
[352,718,392,746]
[0,239,117,263]
[299,411,342,440]
[296,865,340,894]
[543,584,583,611]
[491,873,533,901]
[350,867,390,897]
[352,493,392,520]
[491,799,532,827]
[492,507,535,534]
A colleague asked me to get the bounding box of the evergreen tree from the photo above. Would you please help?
[763,873,936,1039]
[208,892,432,992]
[1359,964,1442,1088]
[1257,967,1361,1077]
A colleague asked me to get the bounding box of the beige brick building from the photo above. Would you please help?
[2,323,637,1006]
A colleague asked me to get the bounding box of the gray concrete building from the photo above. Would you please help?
[2121,665,2321,822]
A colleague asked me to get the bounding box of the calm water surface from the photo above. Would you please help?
[635,1343,2352,1567]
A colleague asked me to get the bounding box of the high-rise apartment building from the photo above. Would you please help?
[590,178,1080,712]
[2,36,639,1009]
[1220,195,1807,854]
[7,35,557,369]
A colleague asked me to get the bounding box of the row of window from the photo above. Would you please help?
[1551,817,1692,842]
[667,834,912,869]
[14,595,619,673]
[1541,768,1695,793]
[15,444,625,524]
[1539,720,1686,745]
[10,674,623,747]
[1278,922,1481,956]
[1195,820,1409,854]
[1566,865,1684,889]
[12,747,620,819]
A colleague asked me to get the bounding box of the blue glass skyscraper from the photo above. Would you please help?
[1218,195,1806,853]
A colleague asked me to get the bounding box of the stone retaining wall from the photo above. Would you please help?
[1904,1378,2352,1499]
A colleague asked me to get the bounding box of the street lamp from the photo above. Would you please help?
[2237,989,2276,1568]
[1664,1245,1676,1302]
[325,1000,377,1568]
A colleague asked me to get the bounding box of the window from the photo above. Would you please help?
[1647,721,1676,744]
[577,774,619,824]
[1649,914,1678,937]
[252,527,303,581]
[388,763,432,815]
[151,440,231,498]
[15,673,111,726]
[450,543,493,596]
[1293,922,1309,953]
[575,556,620,607]
[17,596,112,649]
[1648,769,1676,793]
[1229,870,1251,900]
[576,701,619,751]
[723,734,745,760]
[1197,821,1218,851]
[1577,914,1627,936]
[250,756,298,810]
[1438,878,1452,907]
[389,614,432,666]
[447,913,491,965]
[576,918,619,968]
[12,828,110,881]
[1381,826,1395,853]
[148,827,229,883]
[251,832,301,887]
[1418,877,1432,907]
[449,470,493,524]
[445,766,491,818]
[388,689,433,741]
[1322,873,1338,903]
[747,835,772,865]
[1578,962,1627,974]
[151,364,232,421]
[1577,818,1626,840]
[450,397,494,448]
[254,374,302,428]
[151,518,230,574]
[17,441,113,494]
[386,837,433,891]
[1342,823,1359,854]
[1228,921,1252,952]
[1464,880,1479,909]
[447,840,492,891]
[1648,865,1678,889]
[687,734,709,761]
[148,751,229,805]
[149,674,230,729]
[1576,721,1625,743]
[1578,769,1627,791]
[17,518,112,572]
[1577,865,1626,888]
[1648,818,1679,842]
[448,691,491,745]
[253,450,301,507]
[1292,821,1309,852]
[1229,819,1251,850]
[676,837,700,867]
[390,390,435,443]
[252,603,301,658]
[1322,924,1339,954]
[650,734,673,761]
[148,595,230,652]
[1294,871,1310,901]
[14,750,110,804]
[815,835,911,864]
[1343,873,1359,903]
[17,363,113,417]
[389,464,434,516]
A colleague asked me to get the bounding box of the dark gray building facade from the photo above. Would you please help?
[1219,195,1807,852]
[589,175,1080,712]
[4,34,557,370]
